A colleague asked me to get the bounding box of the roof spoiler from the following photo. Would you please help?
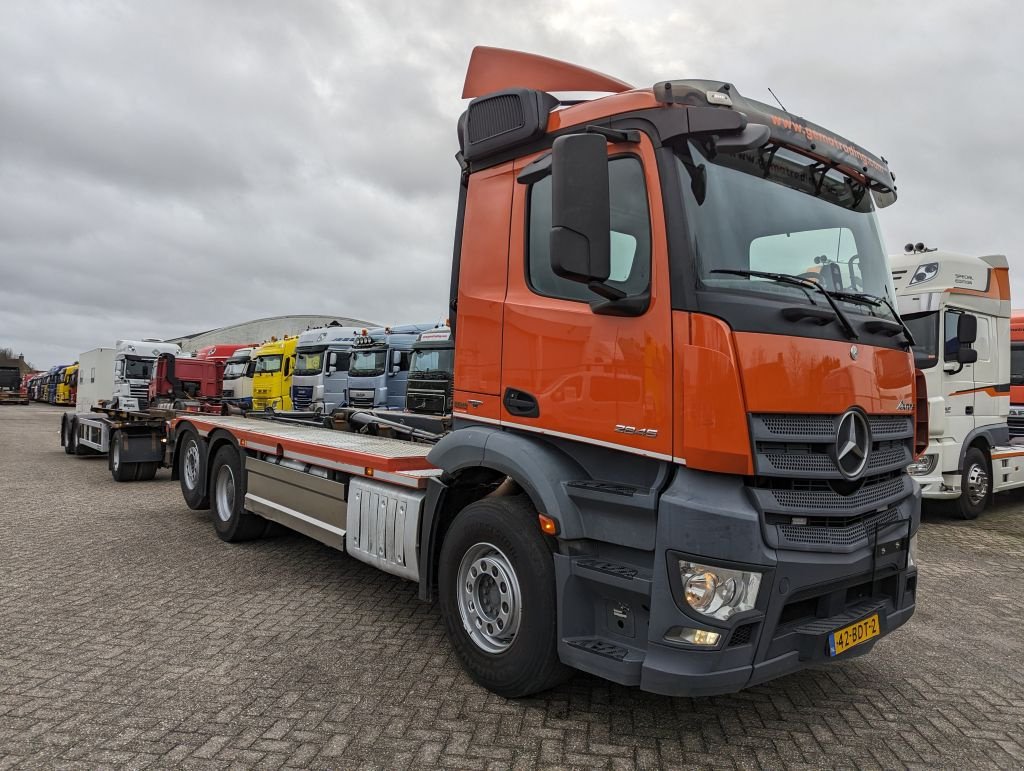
[462,46,633,98]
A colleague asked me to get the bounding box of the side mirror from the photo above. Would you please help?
[957,348,978,365]
[1012,374,1024,386]
[389,365,400,376]
[957,313,977,344]
[327,364,337,375]
[550,133,609,285]
[391,350,401,366]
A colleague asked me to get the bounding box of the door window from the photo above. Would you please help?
[527,156,651,303]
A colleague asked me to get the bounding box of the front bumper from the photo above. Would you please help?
[556,466,919,697]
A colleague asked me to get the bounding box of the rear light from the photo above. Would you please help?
[914,369,928,458]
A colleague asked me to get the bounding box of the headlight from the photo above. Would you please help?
[908,533,918,567]
[678,561,761,620]
[1010,407,1024,418]
[907,454,937,476]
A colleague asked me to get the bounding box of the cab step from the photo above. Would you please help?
[561,636,645,686]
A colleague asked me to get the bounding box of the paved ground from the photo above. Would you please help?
[1,405,1022,770]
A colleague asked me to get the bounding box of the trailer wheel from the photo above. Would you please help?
[438,496,571,698]
[957,447,990,520]
[62,416,76,455]
[136,462,159,482]
[177,431,209,509]
[109,432,137,483]
[210,444,264,542]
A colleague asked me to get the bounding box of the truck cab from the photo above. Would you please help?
[45,365,62,404]
[346,324,436,410]
[251,336,297,411]
[291,325,364,414]
[893,246,1021,518]
[56,363,78,406]
[406,326,454,415]
[112,339,182,410]
[1009,312,1024,438]
[221,347,256,408]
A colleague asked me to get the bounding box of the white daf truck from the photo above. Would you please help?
[892,245,1024,518]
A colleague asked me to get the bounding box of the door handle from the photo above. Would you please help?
[503,388,539,418]
[966,406,974,415]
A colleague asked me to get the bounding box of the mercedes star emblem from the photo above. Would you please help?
[835,410,871,479]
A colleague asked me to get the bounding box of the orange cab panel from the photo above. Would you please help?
[676,313,754,475]
[733,332,914,414]
[453,162,514,398]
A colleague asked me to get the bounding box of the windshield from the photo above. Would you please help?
[349,350,386,377]
[254,354,282,374]
[224,360,248,379]
[903,311,939,369]
[410,348,454,375]
[123,357,154,380]
[1012,342,1024,385]
[679,142,895,314]
[294,348,326,376]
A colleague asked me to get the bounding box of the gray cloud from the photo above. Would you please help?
[1,0,1021,368]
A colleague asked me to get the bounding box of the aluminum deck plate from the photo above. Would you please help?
[176,415,435,474]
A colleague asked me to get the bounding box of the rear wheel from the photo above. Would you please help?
[957,447,990,520]
[109,432,137,483]
[438,496,571,698]
[210,444,264,542]
[177,431,209,509]
[136,462,159,481]
[62,416,76,455]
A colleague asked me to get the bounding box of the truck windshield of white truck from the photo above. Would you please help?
[680,142,896,315]
[223,360,247,379]
[254,355,282,373]
[122,357,154,379]
[349,350,386,377]
[294,349,326,376]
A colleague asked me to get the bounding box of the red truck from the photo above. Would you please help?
[195,343,254,362]
[166,47,921,698]
[148,354,225,411]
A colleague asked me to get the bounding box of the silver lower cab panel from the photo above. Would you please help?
[346,478,424,582]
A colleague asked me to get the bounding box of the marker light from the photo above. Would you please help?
[678,561,761,621]
[538,514,559,535]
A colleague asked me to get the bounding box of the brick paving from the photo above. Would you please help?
[1,405,1023,769]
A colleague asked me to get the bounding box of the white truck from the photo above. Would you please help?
[221,347,255,408]
[111,339,182,410]
[61,344,177,482]
[893,245,1024,518]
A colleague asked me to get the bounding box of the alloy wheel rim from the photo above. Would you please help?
[215,465,235,522]
[183,443,200,490]
[966,463,989,505]
[456,542,522,654]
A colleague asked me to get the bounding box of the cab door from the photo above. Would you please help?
[943,308,976,444]
[499,136,673,460]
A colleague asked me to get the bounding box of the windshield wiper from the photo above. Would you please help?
[832,291,916,346]
[710,269,859,339]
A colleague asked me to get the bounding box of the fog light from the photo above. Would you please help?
[678,561,761,620]
[664,626,721,646]
[907,454,937,476]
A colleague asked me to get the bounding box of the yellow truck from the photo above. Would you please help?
[251,336,297,411]
[56,363,78,406]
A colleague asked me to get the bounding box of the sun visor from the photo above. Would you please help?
[655,80,897,206]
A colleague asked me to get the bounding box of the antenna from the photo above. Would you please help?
[767,87,788,112]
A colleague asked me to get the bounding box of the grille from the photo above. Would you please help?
[292,386,313,409]
[769,475,906,511]
[758,439,908,476]
[868,415,914,438]
[777,507,900,546]
[762,414,835,436]
[467,94,525,142]
[129,383,149,409]
[728,623,756,647]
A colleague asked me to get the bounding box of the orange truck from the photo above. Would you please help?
[1011,312,1024,438]
[166,47,922,698]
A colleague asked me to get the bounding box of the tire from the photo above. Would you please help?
[209,444,264,542]
[177,431,210,510]
[957,447,990,520]
[438,496,571,698]
[136,462,159,482]
[109,431,137,483]
[62,416,75,455]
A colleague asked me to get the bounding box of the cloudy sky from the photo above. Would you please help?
[2,0,1020,368]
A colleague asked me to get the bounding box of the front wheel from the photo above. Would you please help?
[958,447,991,520]
[210,444,265,542]
[438,496,571,698]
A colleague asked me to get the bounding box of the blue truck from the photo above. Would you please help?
[346,324,437,410]
[290,325,365,414]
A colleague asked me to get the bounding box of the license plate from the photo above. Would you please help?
[827,613,880,656]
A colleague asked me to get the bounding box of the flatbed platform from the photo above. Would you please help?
[174,414,437,478]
